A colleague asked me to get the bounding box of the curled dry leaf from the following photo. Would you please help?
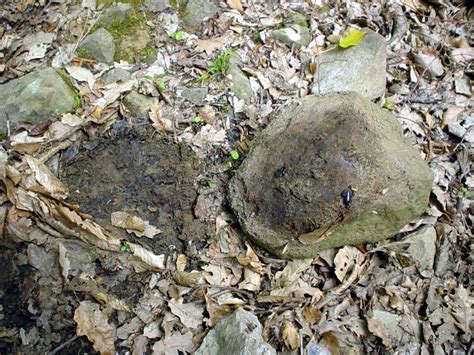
[25,155,69,199]
[151,330,195,355]
[441,106,463,130]
[149,99,174,133]
[111,211,161,238]
[74,301,115,355]
[450,47,474,63]
[91,290,131,312]
[128,242,165,271]
[282,322,300,350]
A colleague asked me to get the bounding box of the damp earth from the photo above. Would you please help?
[60,124,214,256]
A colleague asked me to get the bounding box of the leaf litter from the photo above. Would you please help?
[0,0,472,354]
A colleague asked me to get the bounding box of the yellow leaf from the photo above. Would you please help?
[339,29,366,48]
[226,0,243,13]
[282,322,300,350]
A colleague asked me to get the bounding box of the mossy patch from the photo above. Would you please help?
[93,7,156,63]
[56,69,82,109]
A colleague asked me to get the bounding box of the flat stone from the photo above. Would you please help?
[0,68,78,133]
[145,0,171,12]
[176,86,208,104]
[122,91,156,118]
[194,308,276,355]
[78,28,115,64]
[269,25,310,47]
[227,65,253,103]
[405,226,436,277]
[98,3,133,26]
[101,67,131,85]
[311,28,386,100]
[182,0,218,31]
[229,92,433,259]
[116,27,154,64]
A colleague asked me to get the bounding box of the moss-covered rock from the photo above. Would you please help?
[0,68,79,133]
[229,92,433,259]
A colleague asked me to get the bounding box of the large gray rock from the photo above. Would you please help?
[78,28,115,64]
[0,68,78,133]
[182,0,218,31]
[311,29,386,100]
[176,86,208,104]
[229,92,433,259]
[194,308,275,355]
[101,67,131,85]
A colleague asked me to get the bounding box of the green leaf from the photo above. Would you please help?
[120,241,130,252]
[229,150,239,160]
[174,31,183,41]
[194,116,203,124]
[156,81,166,90]
[338,29,366,48]
[383,97,395,111]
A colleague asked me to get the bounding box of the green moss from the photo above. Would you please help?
[56,69,81,109]
[75,47,94,61]
[0,132,6,142]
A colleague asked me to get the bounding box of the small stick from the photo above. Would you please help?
[48,335,80,355]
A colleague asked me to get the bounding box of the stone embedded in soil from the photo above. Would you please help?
[182,0,219,31]
[227,65,253,104]
[98,3,133,26]
[122,91,156,118]
[311,28,386,100]
[194,308,276,355]
[176,86,209,104]
[269,25,310,47]
[0,68,78,133]
[228,92,433,259]
[78,28,115,64]
[101,67,131,85]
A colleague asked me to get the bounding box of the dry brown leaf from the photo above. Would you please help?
[91,291,131,312]
[176,254,187,272]
[168,299,204,329]
[302,306,321,325]
[334,246,364,282]
[195,37,226,55]
[197,105,216,125]
[320,332,340,355]
[236,241,264,274]
[151,330,195,355]
[111,211,161,238]
[451,47,474,63]
[74,301,115,355]
[282,322,300,350]
[128,243,165,270]
[227,0,244,12]
[25,155,69,199]
[149,99,173,133]
[441,106,463,130]
[205,293,233,327]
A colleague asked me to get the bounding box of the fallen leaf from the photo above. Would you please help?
[74,301,115,355]
[152,331,195,355]
[149,99,174,133]
[195,37,226,55]
[111,211,161,238]
[451,47,474,63]
[302,306,321,325]
[339,29,366,48]
[168,299,204,329]
[227,0,243,13]
[282,322,300,350]
[66,65,95,90]
[25,155,69,199]
[128,243,165,270]
[334,246,364,282]
[441,106,463,130]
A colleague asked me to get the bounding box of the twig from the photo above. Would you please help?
[48,335,79,355]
